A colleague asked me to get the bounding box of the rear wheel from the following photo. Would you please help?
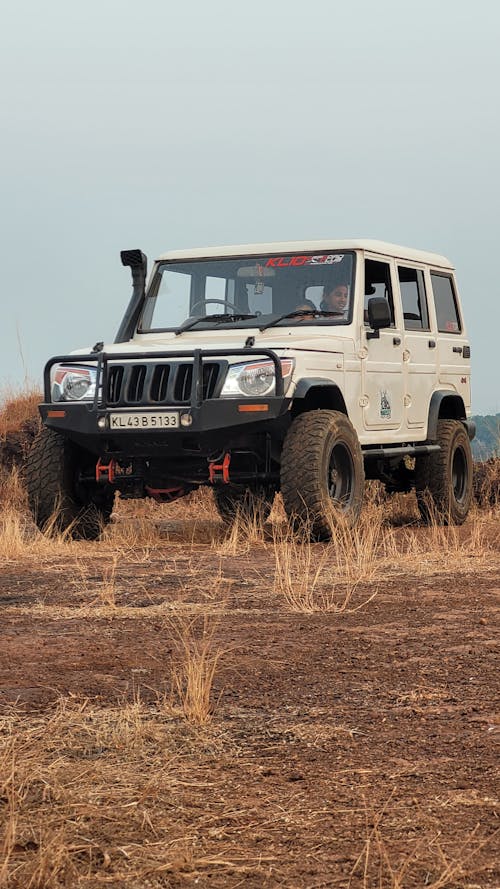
[25,428,114,539]
[415,420,472,524]
[213,484,275,526]
[280,409,364,539]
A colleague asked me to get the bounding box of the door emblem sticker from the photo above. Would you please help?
[380,390,391,419]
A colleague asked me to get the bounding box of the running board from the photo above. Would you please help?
[362,444,440,460]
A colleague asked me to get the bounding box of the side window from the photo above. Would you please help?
[431,272,462,333]
[398,266,430,330]
[364,259,395,326]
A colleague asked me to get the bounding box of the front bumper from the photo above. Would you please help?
[40,347,291,458]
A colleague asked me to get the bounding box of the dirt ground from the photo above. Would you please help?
[0,494,499,888]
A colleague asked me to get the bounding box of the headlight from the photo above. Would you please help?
[50,364,97,402]
[220,358,294,398]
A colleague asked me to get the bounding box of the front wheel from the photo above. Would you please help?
[25,428,114,540]
[280,409,364,539]
[415,420,473,524]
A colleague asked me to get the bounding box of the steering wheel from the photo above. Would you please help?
[190,298,239,315]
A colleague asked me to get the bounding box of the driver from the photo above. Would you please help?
[320,283,349,316]
[293,298,317,320]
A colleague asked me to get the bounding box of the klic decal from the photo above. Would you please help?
[265,254,345,268]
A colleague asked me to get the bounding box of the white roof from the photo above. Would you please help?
[157,239,453,269]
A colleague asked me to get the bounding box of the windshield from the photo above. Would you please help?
[139,251,355,332]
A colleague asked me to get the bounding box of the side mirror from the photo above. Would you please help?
[367,297,391,336]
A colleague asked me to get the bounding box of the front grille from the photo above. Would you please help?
[127,365,147,402]
[107,366,123,404]
[150,364,170,402]
[104,360,224,406]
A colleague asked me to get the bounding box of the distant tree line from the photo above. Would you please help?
[471,413,500,460]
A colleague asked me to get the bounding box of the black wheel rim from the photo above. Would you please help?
[452,446,467,504]
[328,441,355,509]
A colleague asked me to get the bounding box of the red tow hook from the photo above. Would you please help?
[208,452,231,484]
[96,457,116,484]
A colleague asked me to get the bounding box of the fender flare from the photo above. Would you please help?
[292,378,348,414]
[427,391,474,441]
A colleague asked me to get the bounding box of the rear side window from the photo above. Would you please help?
[431,272,462,333]
[398,266,429,330]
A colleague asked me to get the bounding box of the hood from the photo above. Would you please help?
[71,326,352,358]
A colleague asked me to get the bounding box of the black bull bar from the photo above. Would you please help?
[43,347,285,408]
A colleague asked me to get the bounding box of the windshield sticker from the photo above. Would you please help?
[265,254,344,268]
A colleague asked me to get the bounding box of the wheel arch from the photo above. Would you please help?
[291,379,348,418]
[427,391,473,441]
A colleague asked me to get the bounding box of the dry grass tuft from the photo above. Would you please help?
[0,467,27,513]
[0,386,42,438]
[215,508,269,557]
[75,554,120,607]
[473,457,500,507]
[0,498,80,564]
[397,506,494,572]
[272,509,385,613]
[169,613,226,724]
[0,508,38,562]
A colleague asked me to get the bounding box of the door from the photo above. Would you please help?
[362,257,405,432]
[430,271,471,410]
[398,264,437,428]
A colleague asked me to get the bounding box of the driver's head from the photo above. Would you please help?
[294,298,316,320]
[322,284,349,314]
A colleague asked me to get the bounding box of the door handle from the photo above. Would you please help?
[393,336,401,346]
[453,346,463,354]
[428,340,436,349]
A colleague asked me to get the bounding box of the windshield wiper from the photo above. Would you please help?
[175,313,257,336]
[259,309,340,332]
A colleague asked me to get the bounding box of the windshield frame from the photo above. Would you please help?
[138,250,357,334]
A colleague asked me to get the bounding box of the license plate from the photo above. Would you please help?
[109,411,179,430]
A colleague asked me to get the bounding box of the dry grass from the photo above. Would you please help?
[0,386,42,438]
[0,697,194,888]
[169,613,226,724]
[0,391,498,885]
[349,793,498,889]
[0,467,27,513]
[0,506,77,564]
[0,475,498,886]
[2,700,496,888]
[73,554,120,608]
[272,509,384,613]
[215,509,268,557]
[270,498,497,613]
[474,457,500,507]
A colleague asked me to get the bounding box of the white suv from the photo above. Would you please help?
[26,239,474,539]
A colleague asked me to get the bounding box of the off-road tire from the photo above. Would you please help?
[213,485,275,526]
[280,409,364,539]
[25,428,114,540]
[415,420,472,525]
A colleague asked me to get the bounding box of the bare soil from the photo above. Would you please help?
[0,498,499,888]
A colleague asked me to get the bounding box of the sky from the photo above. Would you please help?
[1,0,499,414]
